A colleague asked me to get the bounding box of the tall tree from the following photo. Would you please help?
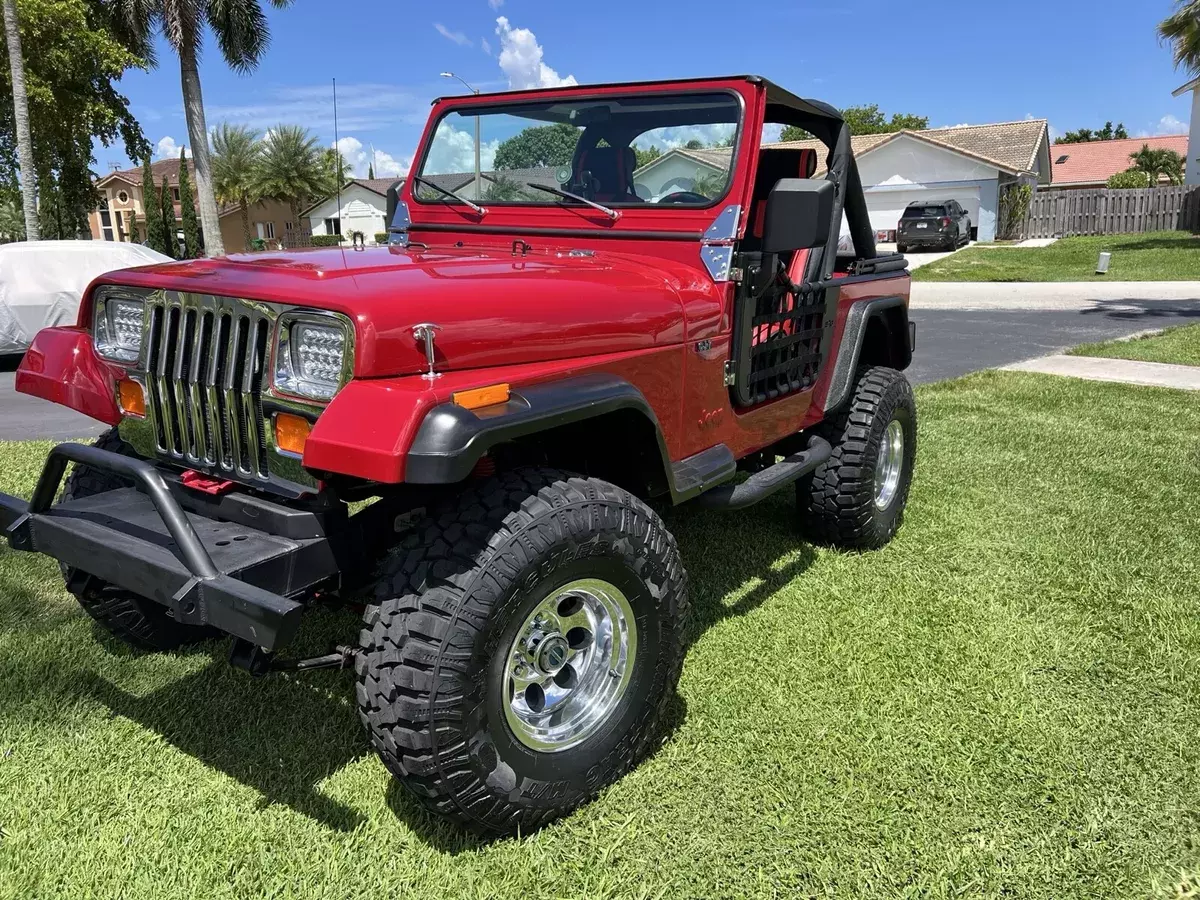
[779,105,928,142]
[1160,0,1200,74]
[211,122,259,250]
[160,178,177,258]
[140,157,166,251]
[493,123,580,170]
[0,189,23,239]
[0,0,149,239]
[253,124,324,232]
[2,0,35,238]
[111,0,296,258]
[367,161,374,180]
[1060,122,1130,144]
[177,151,200,257]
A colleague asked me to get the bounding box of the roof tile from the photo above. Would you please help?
[1049,135,1189,185]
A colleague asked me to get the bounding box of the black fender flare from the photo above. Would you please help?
[404,373,674,488]
[824,296,911,412]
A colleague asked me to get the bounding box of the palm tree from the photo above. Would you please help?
[111,0,296,257]
[253,125,326,234]
[2,0,37,239]
[212,123,261,250]
[1160,0,1200,74]
[1129,144,1187,186]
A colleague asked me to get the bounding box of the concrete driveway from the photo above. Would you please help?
[882,241,970,271]
[0,356,107,441]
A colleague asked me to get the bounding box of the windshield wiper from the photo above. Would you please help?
[524,182,620,221]
[412,175,487,216]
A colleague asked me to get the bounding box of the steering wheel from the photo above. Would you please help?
[657,191,709,205]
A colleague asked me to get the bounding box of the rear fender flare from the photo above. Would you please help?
[824,296,911,412]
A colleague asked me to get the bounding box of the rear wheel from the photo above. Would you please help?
[356,468,688,835]
[896,242,908,254]
[62,427,216,651]
[797,367,916,550]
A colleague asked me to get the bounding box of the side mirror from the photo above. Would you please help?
[386,183,399,230]
[761,178,835,254]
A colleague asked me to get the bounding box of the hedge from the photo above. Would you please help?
[310,234,343,247]
[375,232,388,245]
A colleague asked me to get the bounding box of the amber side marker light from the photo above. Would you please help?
[118,378,145,418]
[452,383,511,411]
[275,413,311,455]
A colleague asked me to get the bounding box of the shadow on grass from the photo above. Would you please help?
[5,488,813,844]
[81,641,370,832]
[1079,299,1200,321]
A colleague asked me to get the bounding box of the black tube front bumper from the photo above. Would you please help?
[0,444,337,651]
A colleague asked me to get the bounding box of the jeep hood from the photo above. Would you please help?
[96,246,689,378]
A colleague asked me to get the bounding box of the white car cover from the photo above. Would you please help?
[0,241,172,355]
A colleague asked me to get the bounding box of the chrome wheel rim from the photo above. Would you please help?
[874,419,905,510]
[503,578,637,753]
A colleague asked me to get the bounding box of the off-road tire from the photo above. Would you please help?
[896,242,908,254]
[797,366,916,550]
[356,468,689,835]
[62,427,216,651]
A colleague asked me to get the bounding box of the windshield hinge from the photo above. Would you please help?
[723,360,736,386]
[700,205,741,282]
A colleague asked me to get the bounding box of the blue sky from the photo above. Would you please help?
[100,0,1196,177]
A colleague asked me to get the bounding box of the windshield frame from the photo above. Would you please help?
[409,87,746,214]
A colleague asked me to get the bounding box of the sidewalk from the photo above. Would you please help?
[910,281,1200,310]
[1002,354,1200,391]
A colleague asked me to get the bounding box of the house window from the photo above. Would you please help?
[323,217,341,235]
[172,187,180,202]
[117,190,129,204]
[255,221,275,240]
[284,220,292,231]
[99,203,114,241]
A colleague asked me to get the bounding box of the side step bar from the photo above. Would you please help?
[695,436,832,511]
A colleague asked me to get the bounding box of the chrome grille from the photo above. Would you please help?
[143,295,271,479]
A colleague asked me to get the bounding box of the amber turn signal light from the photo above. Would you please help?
[118,378,145,418]
[452,383,510,411]
[274,413,311,455]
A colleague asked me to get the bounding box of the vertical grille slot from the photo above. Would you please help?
[141,295,272,481]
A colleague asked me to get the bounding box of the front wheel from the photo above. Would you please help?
[356,469,689,835]
[797,367,916,550]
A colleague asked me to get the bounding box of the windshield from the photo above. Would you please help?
[414,91,741,208]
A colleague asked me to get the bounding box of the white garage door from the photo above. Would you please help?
[866,186,981,238]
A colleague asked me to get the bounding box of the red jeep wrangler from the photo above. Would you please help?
[0,76,915,834]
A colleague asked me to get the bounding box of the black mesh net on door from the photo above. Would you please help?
[732,280,833,408]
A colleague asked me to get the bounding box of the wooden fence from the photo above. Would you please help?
[1014,185,1200,240]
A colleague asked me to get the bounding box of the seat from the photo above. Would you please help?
[576,146,640,203]
[749,147,821,349]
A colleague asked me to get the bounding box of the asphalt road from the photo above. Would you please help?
[2,282,1198,440]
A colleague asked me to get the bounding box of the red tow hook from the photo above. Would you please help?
[180,470,236,495]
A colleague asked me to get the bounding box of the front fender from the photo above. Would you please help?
[15,326,123,425]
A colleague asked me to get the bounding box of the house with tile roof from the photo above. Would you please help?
[88,158,296,252]
[1048,135,1189,189]
[631,119,1051,242]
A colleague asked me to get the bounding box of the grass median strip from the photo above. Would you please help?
[2,372,1200,898]
[912,231,1200,282]
[1071,322,1200,367]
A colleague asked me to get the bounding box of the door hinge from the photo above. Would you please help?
[723,360,736,386]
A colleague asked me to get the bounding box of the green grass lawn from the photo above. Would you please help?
[4,372,1200,898]
[912,231,1200,282]
[1071,322,1200,367]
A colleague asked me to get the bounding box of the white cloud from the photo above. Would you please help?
[761,123,784,144]
[633,123,735,150]
[435,23,472,47]
[1158,114,1188,135]
[495,16,577,89]
[155,136,190,159]
[488,0,503,8]
[335,135,411,178]
[480,36,492,55]
[423,123,499,174]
